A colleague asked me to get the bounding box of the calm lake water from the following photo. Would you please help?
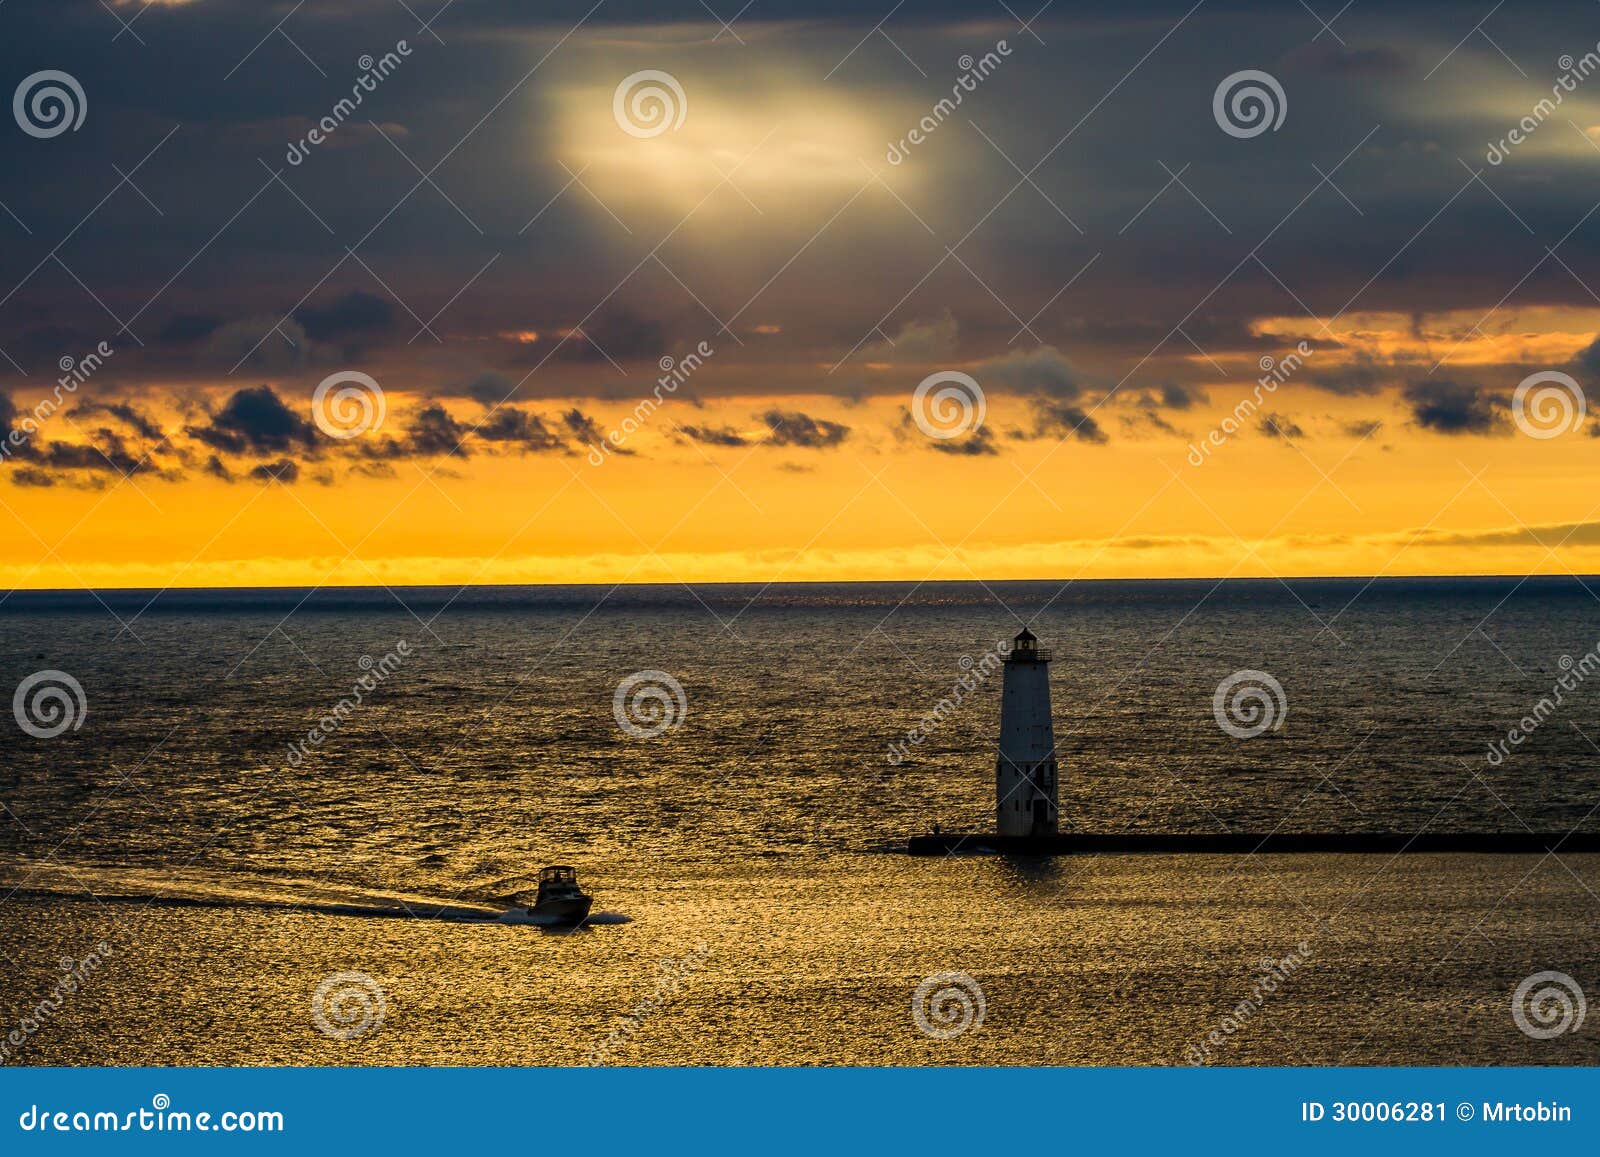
[2,578,1598,1064]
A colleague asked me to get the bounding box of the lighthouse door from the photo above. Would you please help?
[1031,798,1048,835]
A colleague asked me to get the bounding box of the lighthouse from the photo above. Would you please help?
[995,627,1058,837]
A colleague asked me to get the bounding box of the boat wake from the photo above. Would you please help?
[0,859,630,926]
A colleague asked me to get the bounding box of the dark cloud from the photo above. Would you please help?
[978,346,1084,399]
[543,310,666,365]
[1029,397,1108,444]
[156,314,223,345]
[398,404,471,458]
[1283,42,1410,76]
[561,409,614,449]
[1574,337,1600,376]
[761,409,849,448]
[1260,413,1307,440]
[203,454,234,482]
[349,461,398,479]
[4,326,101,373]
[293,291,395,343]
[1156,382,1207,410]
[929,426,999,456]
[1403,380,1506,434]
[463,373,517,407]
[677,423,749,447]
[73,401,165,442]
[1308,354,1394,396]
[186,385,317,455]
[7,465,56,488]
[248,459,300,484]
[477,407,566,452]
[1343,419,1384,438]
[6,0,1600,424]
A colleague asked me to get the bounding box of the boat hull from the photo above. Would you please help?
[529,896,592,924]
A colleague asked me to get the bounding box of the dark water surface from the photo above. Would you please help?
[2,577,1598,1064]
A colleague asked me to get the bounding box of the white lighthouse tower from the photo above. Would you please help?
[995,627,1058,837]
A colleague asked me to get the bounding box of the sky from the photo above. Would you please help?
[5,0,1600,588]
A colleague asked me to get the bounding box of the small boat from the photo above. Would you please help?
[526,865,592,925]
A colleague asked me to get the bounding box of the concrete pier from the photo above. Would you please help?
[903,832,1600,855]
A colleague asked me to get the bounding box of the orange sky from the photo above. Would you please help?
[5,367,1600,590]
